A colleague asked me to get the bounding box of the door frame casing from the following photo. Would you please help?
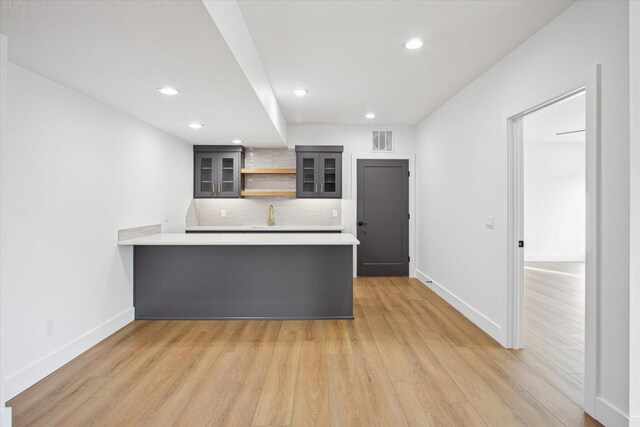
[505,65,600,416]
[350,153,415,278]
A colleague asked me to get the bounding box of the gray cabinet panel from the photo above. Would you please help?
[194,146,244,198]
[194,153,217,198]
[295,146,343,199]
[217,152,241,197]
[134,245,354,319]
[318,153,342,198]
[296,153,319,198]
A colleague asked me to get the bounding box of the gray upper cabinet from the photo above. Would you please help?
[295,146,343,198]
[194,146,244,198]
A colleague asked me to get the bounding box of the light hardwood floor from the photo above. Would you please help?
[524,261,586,407]
[8,277,600,426]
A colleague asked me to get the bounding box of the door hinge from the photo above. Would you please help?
[408,170,411,177]
[518,240,524,248]
[408,213,411,220]
[408,256,411,262]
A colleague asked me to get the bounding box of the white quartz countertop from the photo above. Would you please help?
[118,232,359,246]
[185,225,344,232]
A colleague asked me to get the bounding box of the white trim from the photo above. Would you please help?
[0,33,9,424]
[415,269,504,345]
[505,65,600,416]
[4,307,134,400]
[596,397,631,427]
[0,407,11,427]
[524,253,585,262]
[350,153,416,277]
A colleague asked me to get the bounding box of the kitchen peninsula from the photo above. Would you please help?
[119,232,359,320]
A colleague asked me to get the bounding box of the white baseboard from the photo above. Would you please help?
[4,307,134,400]
[414,269,505,346]
[0,407,11,427]
[596,397,631,427]
[524,253,585,262]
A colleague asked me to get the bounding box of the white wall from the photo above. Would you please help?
[523,138,585,261]
[629,1,640,423]
[0,62,192,400]
[287,125,416,275]
[0,33,11,427]
[287,125,415,233]
[415,0,630,422]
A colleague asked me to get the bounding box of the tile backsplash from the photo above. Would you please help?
[185,148,342,228]
[187,198,341,227]
[244,148,296,168]
[244,148,296,192]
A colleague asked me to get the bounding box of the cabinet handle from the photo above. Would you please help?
[320,184,323,193]
[218,184,221,194]
[315,183,318,193]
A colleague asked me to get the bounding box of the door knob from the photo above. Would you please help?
[358,221,368,226]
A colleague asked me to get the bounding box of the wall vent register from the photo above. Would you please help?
[372,130,393,152]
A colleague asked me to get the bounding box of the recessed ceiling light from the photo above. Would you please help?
[365,113,376,119]
[232,139,243,144]
[188,123,204,129]
[404,38,423,50]
[157,86,179,96]
[294,89,309,97]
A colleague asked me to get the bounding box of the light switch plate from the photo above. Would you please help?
[332,209,338,217]
[484,216,494,229]
[46,318,55,336]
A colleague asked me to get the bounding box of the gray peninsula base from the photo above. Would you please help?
[134,244,354,319]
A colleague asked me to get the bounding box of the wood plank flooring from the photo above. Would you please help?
[8,277,599,426]
[524,261,586,407]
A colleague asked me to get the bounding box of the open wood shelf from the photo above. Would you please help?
[241,168,296,174]
[241,191,296,198]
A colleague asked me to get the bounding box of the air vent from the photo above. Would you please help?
[372,130,393,152]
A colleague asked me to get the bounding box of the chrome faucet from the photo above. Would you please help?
[267,204,275,227]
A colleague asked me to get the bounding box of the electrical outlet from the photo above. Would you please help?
[221,209,226,217]
[332,209,338,217]
[46,318,55,336]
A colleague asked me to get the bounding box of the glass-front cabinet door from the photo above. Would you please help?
[297,153,319,198]
[217,153,241,198]
[194,153,217,198]
[318,153,342,198]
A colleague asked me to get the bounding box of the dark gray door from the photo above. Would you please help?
[357,159,409,276]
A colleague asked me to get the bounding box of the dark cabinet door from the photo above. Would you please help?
[217,152,241,198]
[297,153,319,198]
[318,153,342,198]
[194,153,217,198]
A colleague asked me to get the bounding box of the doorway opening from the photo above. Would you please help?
[507,66,600,416]
[522,92,586,407]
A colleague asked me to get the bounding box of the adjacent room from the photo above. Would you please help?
[523,91,587,407]
[1,1,638,426]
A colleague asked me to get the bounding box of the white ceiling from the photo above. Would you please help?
[0,0,577,146]
[524,92,586,143]
[238,0,574,125]
[0,0,285,147]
